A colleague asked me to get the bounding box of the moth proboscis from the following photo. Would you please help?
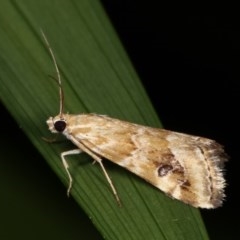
[42,31,227,208]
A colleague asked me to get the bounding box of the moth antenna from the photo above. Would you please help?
[41,30,64,118]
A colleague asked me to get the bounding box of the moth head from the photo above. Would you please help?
[47,115,67,133]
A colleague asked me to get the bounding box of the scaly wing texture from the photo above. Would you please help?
[64,114,227,208]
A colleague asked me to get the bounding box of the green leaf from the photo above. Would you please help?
[0,1,209,239]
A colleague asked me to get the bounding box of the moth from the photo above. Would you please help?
[42,31,227,208]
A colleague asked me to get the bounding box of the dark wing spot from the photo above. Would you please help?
[158,164,173,177]
[179,180,191,190]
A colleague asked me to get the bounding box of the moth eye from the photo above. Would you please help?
[54,120,66,132]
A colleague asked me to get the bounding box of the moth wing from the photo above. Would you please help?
[68,114,226,208]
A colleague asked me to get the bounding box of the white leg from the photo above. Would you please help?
[67,136,121,205]
[97,160,121,206]
[61,149,82,196]
[78,147,121,205]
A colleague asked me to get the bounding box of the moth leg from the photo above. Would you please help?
[61,149,82,196]
[98,157,121,206]
[83,148,121,205]
[68,136,121,205]
[69,138,121,205]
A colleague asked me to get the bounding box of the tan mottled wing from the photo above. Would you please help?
[66,114,227,208]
